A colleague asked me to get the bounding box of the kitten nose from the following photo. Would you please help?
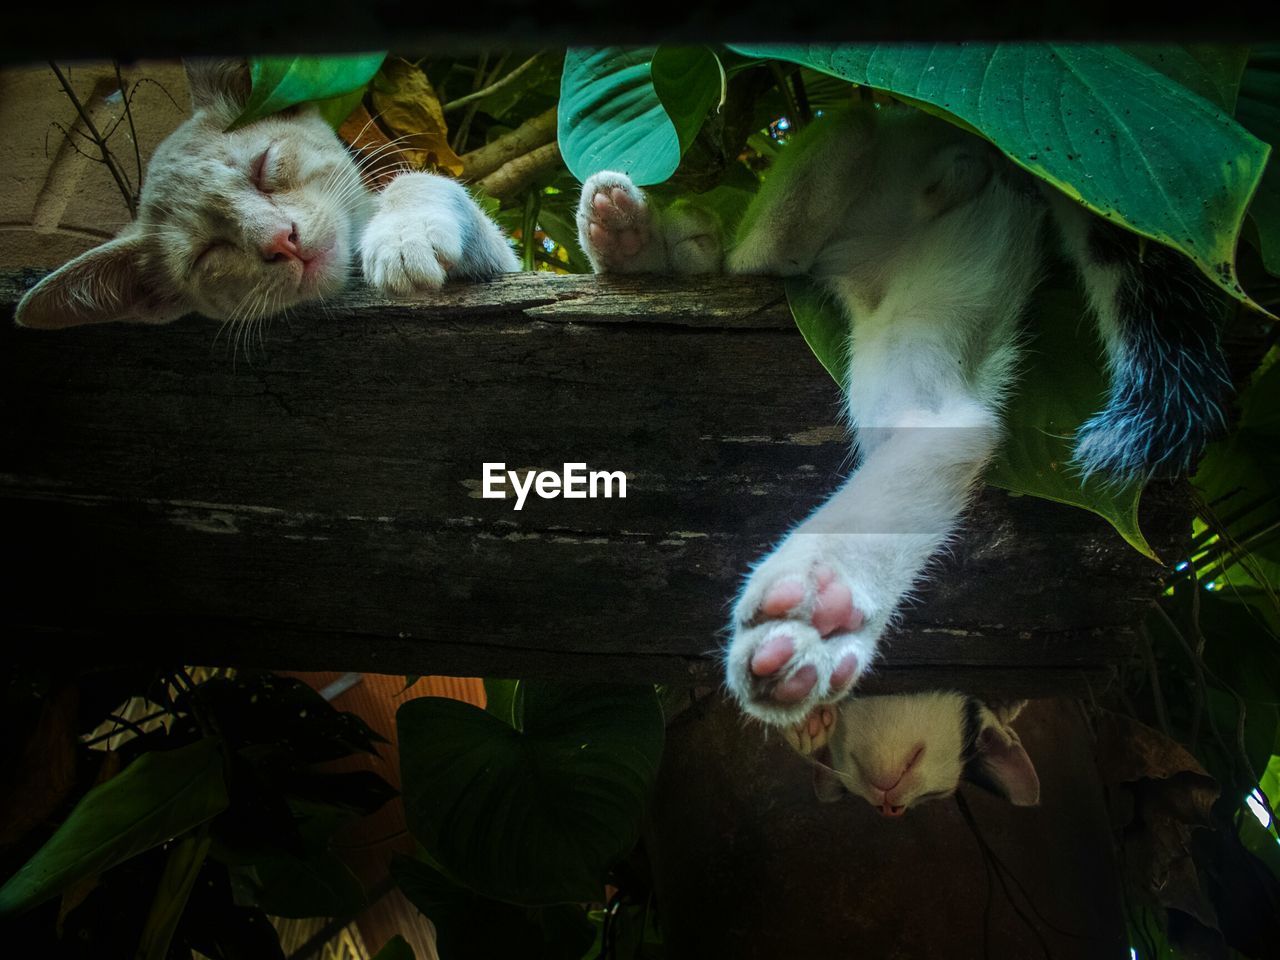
[262,224,301,262]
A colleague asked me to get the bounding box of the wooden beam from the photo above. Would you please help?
[3,8,1270,62]
[1,271,1184,694]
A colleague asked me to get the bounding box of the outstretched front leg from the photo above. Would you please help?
[725,324,1014,726]
[577,171,722,274]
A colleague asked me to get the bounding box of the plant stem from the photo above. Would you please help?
[49,61,136,217]
[443,53,541,112]
[114,61,143,198]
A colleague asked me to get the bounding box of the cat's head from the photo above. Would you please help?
[15,59,369,329]
[809,692,1040,815]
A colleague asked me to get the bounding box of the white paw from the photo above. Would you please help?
[725,536,882,726]
[577,171,653,271]
[361,215,464,296]
[783,704,838,756]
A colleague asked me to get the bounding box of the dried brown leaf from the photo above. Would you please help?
[370,58,464,178]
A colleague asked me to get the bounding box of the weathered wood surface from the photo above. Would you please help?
[0,270,1185,694]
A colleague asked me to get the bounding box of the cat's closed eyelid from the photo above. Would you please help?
[251,144,276,193]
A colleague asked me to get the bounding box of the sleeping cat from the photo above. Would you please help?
[14,59,517,330]
[577,104,1230,729]
[785,693,1039,814]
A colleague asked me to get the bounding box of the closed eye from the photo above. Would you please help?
[251,144,275,193]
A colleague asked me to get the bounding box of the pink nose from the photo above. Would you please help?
[262,224,301,262]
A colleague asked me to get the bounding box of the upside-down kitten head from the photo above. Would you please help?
[808,692,1040,815]
[16,59,371,329]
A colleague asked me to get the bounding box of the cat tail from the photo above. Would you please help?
[1048,195,1232,481]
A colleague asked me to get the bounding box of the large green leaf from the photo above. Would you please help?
[1235,46,1280,277]
[651,46,724,154]
[392,855,593,960]
[229,54,387,131]
[728,43,1271,309]
[398,682,663,905]
[0,737,228,916]
[985,279,1154,559]
[1190,348,1280,602]
[559,47,720,185]
[1123,45,1249,113]
[785,274,1153,557]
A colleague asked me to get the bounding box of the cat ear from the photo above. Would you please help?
[968,720,1041,807]
[919,143,993,219]
[184,58,251,112]
[811,745,846,804]
[15,235,187,329]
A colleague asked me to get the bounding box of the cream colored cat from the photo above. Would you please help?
[15,59,517,330]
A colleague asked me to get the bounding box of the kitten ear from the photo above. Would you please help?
[969,719,1041,807]
[184,58,251,112]
[15,235,186,329]
[811,745,846,804]
[919,143,993,219]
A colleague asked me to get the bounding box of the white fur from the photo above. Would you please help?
[579,106,1047,725]
[15,59,517,331]
[786,693,1039,812]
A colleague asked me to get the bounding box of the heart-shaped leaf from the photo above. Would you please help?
[729,43,1271,310]
[398,682,663,905]
[0,737,228,916]
[559,47,721,185]
[230,54,387,131]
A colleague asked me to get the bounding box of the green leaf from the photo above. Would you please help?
[398,682,664,905]
[391,855,593,960]
[136,829,213,960]
[986,279,1154,558]
[1235,46,1280,277]
[728,43,1271,311]
[229,54,387,131]
[784,272,1153,556]
[786,278,849,386]
[482,677,523,727]
[650,46,724,154]
[1123,45,1249,112]
[559,47,720,185]
[0,737,228,916]
[1191,348,1280,597]
[371,935,416,960]
[229,801,369,919]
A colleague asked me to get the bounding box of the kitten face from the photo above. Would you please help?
[140,103,366,320]
[15,60,371,329]
[812,692,1040,815]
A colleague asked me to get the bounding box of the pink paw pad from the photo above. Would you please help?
[741,563,867,709]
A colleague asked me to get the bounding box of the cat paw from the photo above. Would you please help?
[783,705,837,756]
[360,217,464,296]
[577,171,654,272]
[725,545,878,725]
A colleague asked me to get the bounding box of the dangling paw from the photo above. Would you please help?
[577,171,656,272]
[725,541,879,725]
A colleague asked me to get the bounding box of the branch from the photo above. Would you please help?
[474,141,562,200]
[443,53,542,112]
[461,107,557,181]
[48,62,137,217]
